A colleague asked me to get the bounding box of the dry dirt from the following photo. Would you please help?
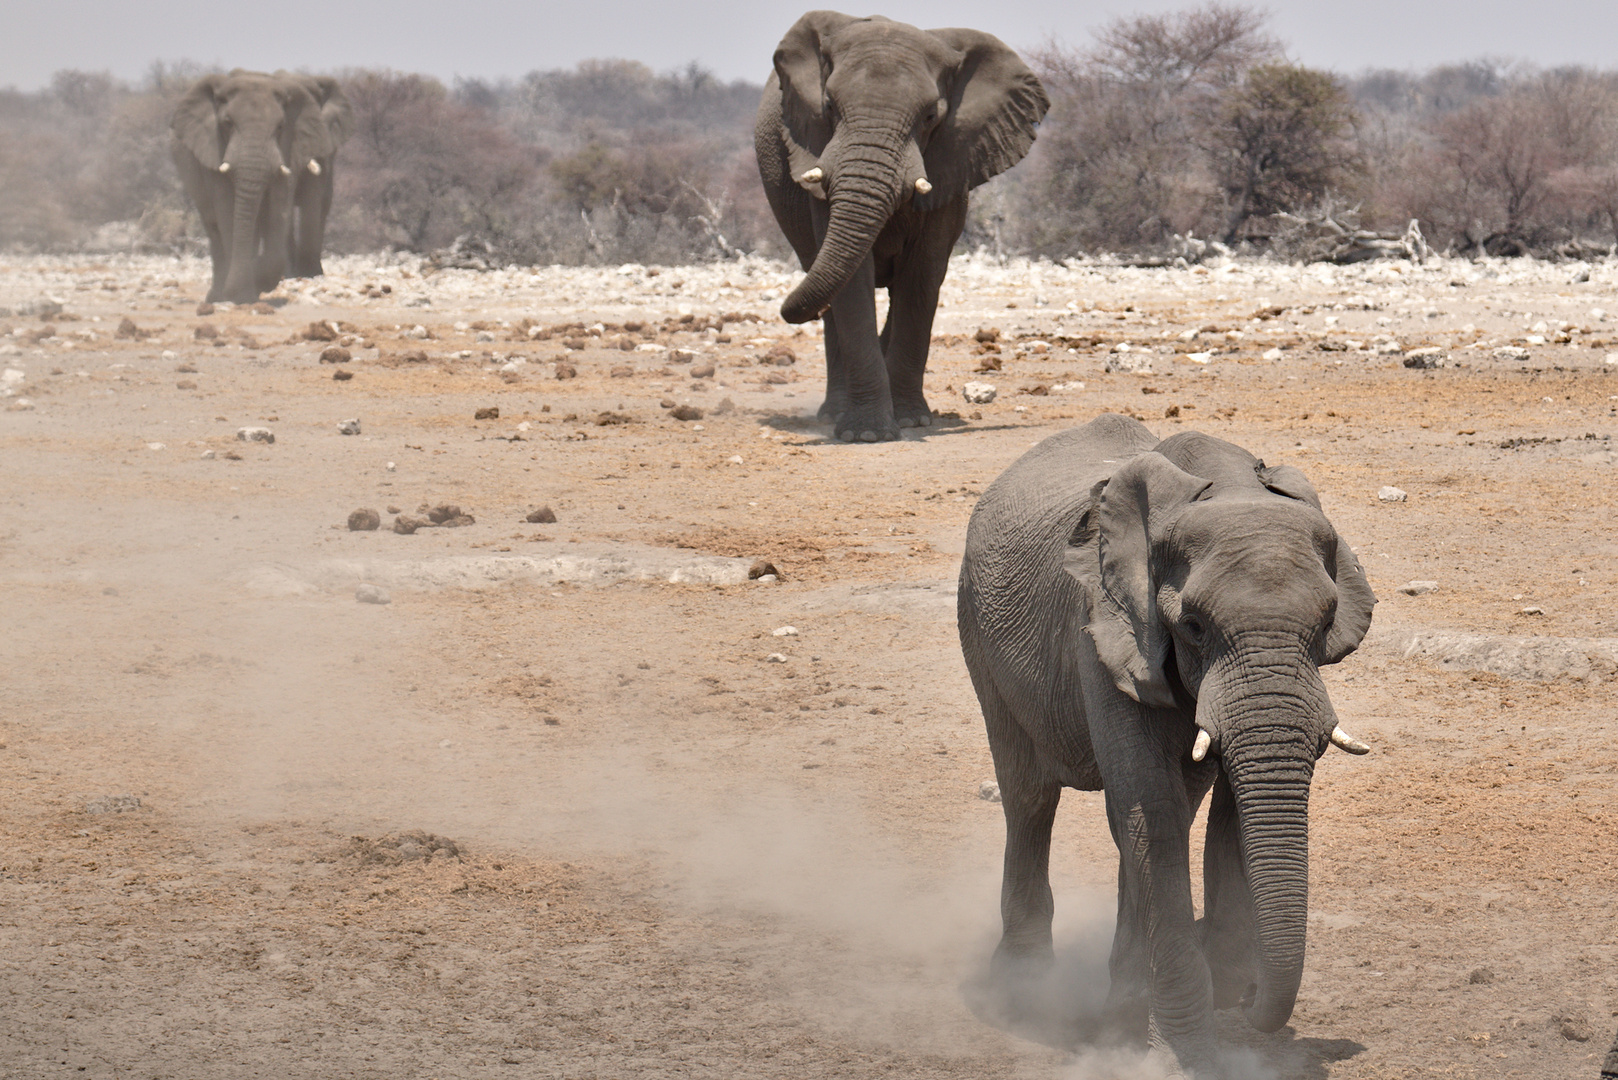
[1,250,1616,1079]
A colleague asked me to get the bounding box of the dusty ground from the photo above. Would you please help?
[1,249,1616,1079]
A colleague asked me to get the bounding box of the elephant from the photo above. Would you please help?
[172,70,352,303]
[1605,1026,1618,1080]
[755,11,1049,442]
[957,414,1378,1076]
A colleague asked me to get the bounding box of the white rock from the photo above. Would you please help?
[1589,308,1608,322]
[1520,606,1544,616]
[1262,347,1283,361]
[1531,320,1548,334]
[1605,353,1618,367]
[236,426,274,443]
[1398,580,1440,596]
[636,343,667,353]
[1187,351,1213,364]
[355,584,391,605]
[728,454,743,464]
[1104,353,1153,373]
[7,398,34,411]
[766,652,788,663]
[1525,334,1546,346]
[475,330,496,342]
[161,350,177,361]
[200,449,216,460]
[337,418,361,435]
[978,781,1001,803]
[1494,346,1531,362]
[516,421,531,432]
[526,325,545,339]
[773,626,798,637]
[1178,328,1200,341]
[1375,340,1404,355]
[1,369,23,386]
[404,325,429,339]
[1378,486,1408,502]
[385,461,396,472]
[146,442,165,451]
[962,381,997,404]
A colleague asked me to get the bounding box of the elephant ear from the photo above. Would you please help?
[915,28,1050,210]
[1083,452,1212,708]
[1259,461,1376,663]
[278,79,337,165]
[301,76,352,149]
[171,74,227,170]
[774,10,860,157]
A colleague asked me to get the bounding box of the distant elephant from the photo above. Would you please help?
[958,415,1378,1077]
[1604,1026,1618,1079]
[755,12,1048,441]
[172,70,351,303]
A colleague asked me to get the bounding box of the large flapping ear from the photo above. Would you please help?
[915,28,1049,210]
[1259,459,1376,662]
[774,10,859,155]
[171,74,227,170]
[1086,452,1212,708]
[275,77,336,165]
[299,76,352,149]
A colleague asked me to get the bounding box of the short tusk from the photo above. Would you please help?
[307,159,322,176]
[799,167,823,184]
[1330,725,1371,754]
[914,177,932,195]
[1192,729,1212,762]
[280,164,292,176]
[217,162,231,173]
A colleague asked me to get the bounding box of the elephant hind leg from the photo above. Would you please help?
[981,687,1061,972]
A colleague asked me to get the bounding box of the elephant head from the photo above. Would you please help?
[770,12,1048,323]
[171,70,347,302]
[1075,432,1376,1033]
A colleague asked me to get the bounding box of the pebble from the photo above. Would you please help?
[669,404,703,421]
[1403,347,1447,369]
[962,381,997,404]
[84,794,142,814]
[766,653,788,663]
[1398,581,1440,595]
[393,515,426,534]
[978,781,1001,803]
[200,449,216,460]
[337,418,361,435]
[748,559,779,580]
[554,362,577,379]
[176,379,197,390]
[237,427,274,443]
[1104,353,1153,373]
[690,362,716,379]
[146,442,165,451]
[1261,347,1283,361]
[773,626,798,637]
[526,506,557,523]
[348,507,381,531]
[1606,352,1618,367]
[1519,606,1545,616]
[1493,346,1531,362]
[319,346,351,364]
[474,406,500,420]
[356,584,391,604]
[385,461,396,471]
[1377,486,1407,502]
[333,369,353,381]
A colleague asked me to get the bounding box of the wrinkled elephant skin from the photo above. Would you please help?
[958,414,1378,1076]
[755,12,1048,442]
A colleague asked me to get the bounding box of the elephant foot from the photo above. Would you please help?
[817,395,849,423]
[894,400,933,428]
[833,403,899,443]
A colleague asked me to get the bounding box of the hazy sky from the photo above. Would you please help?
[8,0,1618,90]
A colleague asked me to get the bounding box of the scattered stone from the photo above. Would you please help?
[355,583,391,604]
[974,354,1003,372]
[338,830,460,866]
[762,344,796,365]
[1261,347,1284,361]
[195,301,215,316]
[237,426,275,444]
[526,506,557,524]
[320,345,351,364]
[1520,606,1545,616]
[1377,486,1407,502]
[333,369,353,381]
[251,301,275,315]
[1403,347,1447,369]
[348,507,381,531]
[1557,1014,1593,1043]
[338,418,361,435]
[669,349,698,363]
[1398,580,1440,596]
[554,362,577,379]
[301,321,339,342]
[1493,346,1531,362]
[474,406,500,420]
[1467,968,1495,985]
[176,362,198,373]
[962,381,997,404]
[669,404,703,421]
[974,327,1001,343]
[1104,352,1153,373]
[114,317,149,340]
[978,781,1002,803]
[398,349,429,363]
[200,449,216,460]
[146,442,166,451]
[393,515,428,534]
[84,794,142,814]
[176,379,197,390]
[712,397,735,414]
[766,653,788,663]
[609,364,634,378]
[194,323,219,340]
[763,371,790,385]
[748,559,779,580]
[595,411,632,425]
[690,362,716,379]
[426,504,465,524]
[773,626,798,637]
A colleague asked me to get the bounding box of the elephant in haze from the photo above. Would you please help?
[958,415,1378,1077]
[755,11,1049,442]
[172,70,352,303]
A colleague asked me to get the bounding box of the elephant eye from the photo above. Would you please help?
[1180,615,1205,641]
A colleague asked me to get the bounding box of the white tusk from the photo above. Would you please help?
[914,177,932,195]
[1330,725,1371,755]
[307,159,322,176]
[217,162,231,173]
[280,164,292,176]
[1192,729,1212,762]
[799,167,823,183]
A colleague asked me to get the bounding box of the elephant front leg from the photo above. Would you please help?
[883,201,967,428]
[816,309,851,423]
[202,219,229,303]
[824,255,896,442]
[1200,767,1257,1009]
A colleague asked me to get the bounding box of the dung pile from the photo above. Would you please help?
[336,830,462,866]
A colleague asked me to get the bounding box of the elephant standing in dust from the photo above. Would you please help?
[172,70,351,303]
[755,12,1048,442]
[958,414,1378,1077]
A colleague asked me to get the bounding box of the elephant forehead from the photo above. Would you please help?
[826,19,961,73]
[1166,500,1335,578]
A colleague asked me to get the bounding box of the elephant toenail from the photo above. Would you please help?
[861,431,878,442]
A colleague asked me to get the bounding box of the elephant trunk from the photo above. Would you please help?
[780,128,908,324]
[223,165,271,304]
[1199,646,1328,1034]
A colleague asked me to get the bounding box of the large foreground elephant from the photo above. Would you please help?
[958,415,1378,1077]
[756,12,1048,441]
[172,70,351,303]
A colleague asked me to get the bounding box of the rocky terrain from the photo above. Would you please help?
[1,249,1616,1078]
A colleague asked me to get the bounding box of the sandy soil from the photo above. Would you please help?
[1,249,1616,1079]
